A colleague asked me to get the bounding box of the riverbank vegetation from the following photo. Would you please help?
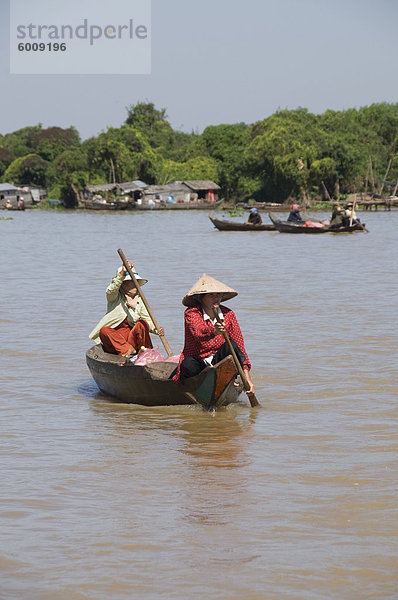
[1,102,398,207]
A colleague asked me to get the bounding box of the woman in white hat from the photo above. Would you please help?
[342,200,360,227]
[89,261,164,357]
[172,274,255,395]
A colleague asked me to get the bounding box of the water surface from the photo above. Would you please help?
[0,208,397,599]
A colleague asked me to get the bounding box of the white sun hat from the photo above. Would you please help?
[118,266,147,285]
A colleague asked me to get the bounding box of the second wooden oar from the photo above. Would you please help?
[117,248,174,357]
[212,308,260,408]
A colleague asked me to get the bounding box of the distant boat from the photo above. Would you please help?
[209,215,275,231]
[82,198,222,211]
[134,199,223,211]
[86,346,243,409]
[83,199,118,210]
[268,213,367,234]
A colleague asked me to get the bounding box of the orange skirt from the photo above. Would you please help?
[99,318,152,355]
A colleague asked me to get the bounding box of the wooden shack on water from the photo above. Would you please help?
[182,180,221,202]
[83,180,221,209]
[0,183,40,209]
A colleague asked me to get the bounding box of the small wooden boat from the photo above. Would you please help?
[269,213,366,234]
[209,215,276,231]
[86,345,243,409]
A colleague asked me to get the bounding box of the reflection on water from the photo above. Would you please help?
[0,209,397,599]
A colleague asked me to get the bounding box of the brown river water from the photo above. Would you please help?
[0,208,397,599]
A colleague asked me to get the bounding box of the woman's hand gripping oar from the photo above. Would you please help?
[349,199,369,232]
[117,248,174,358]
[212,307,260,408]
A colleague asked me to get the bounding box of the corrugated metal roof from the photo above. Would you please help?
[144,184,188,194]
[0,183,19,191]
[132,180,147,188]
[86,183,119,192]
[87,180,148,193]
[119,181,147,192]
[182,180,221,191]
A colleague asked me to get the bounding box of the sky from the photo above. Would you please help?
[1,0,398,140]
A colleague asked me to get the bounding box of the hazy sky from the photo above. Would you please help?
[1,0,398,140]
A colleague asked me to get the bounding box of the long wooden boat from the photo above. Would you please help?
[134,199,223,211]
[269,213,366,234]
[83,200,118,210]
[86,345,243,409]
[209,215,276,231]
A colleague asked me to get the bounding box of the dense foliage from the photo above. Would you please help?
[1,102,398,207]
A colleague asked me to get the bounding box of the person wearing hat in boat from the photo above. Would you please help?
[287,203,303,223]
[172,274,255,396]
[247,207,262,225]
[342,200,360,227]
[89,261,164,358]
[329,201,345,229]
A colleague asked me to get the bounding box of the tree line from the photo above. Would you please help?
[1,101,397,207]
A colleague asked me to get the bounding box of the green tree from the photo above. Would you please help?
[246,109,319,202]
[47,148,89,207]
[2,125,43,158]
[158,156,219,184]
[83,133,134,183]
[124,102,197,158]
[0,147,15,179]
[4,153,48,186]
[201,123,251,200]
[125,101,168,132]
[35,126,81,161]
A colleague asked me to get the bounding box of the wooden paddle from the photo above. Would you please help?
[212,307,260,408]
[117,248,174,357]
[349,198,369,232]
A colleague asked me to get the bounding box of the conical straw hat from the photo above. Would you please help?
[182,273,238,307]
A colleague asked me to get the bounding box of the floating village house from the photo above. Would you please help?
[83,180,220,207]
[138,181,220,206]
[0,183,20,207]
[181,180,220,202]
[84,183,120,201]
[0,183,43,208]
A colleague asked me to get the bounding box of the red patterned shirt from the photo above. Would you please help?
[173,304,251,382]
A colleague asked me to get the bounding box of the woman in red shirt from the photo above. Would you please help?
[173,274,255,396]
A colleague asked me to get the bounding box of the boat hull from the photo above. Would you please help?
[86,345,243,408]
[135,200,222,211]
[268,213,366,234]
[209,215,275,231]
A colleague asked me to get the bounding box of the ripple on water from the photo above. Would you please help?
[0,210,397,599]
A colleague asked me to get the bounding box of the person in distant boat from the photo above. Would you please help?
[287,204,303,223]
[247,207,262,225]
[17,196,25,210]
[329,201,344,229]
[172,274,255,395]
[342,201,360,227]
[89,262,164,358]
